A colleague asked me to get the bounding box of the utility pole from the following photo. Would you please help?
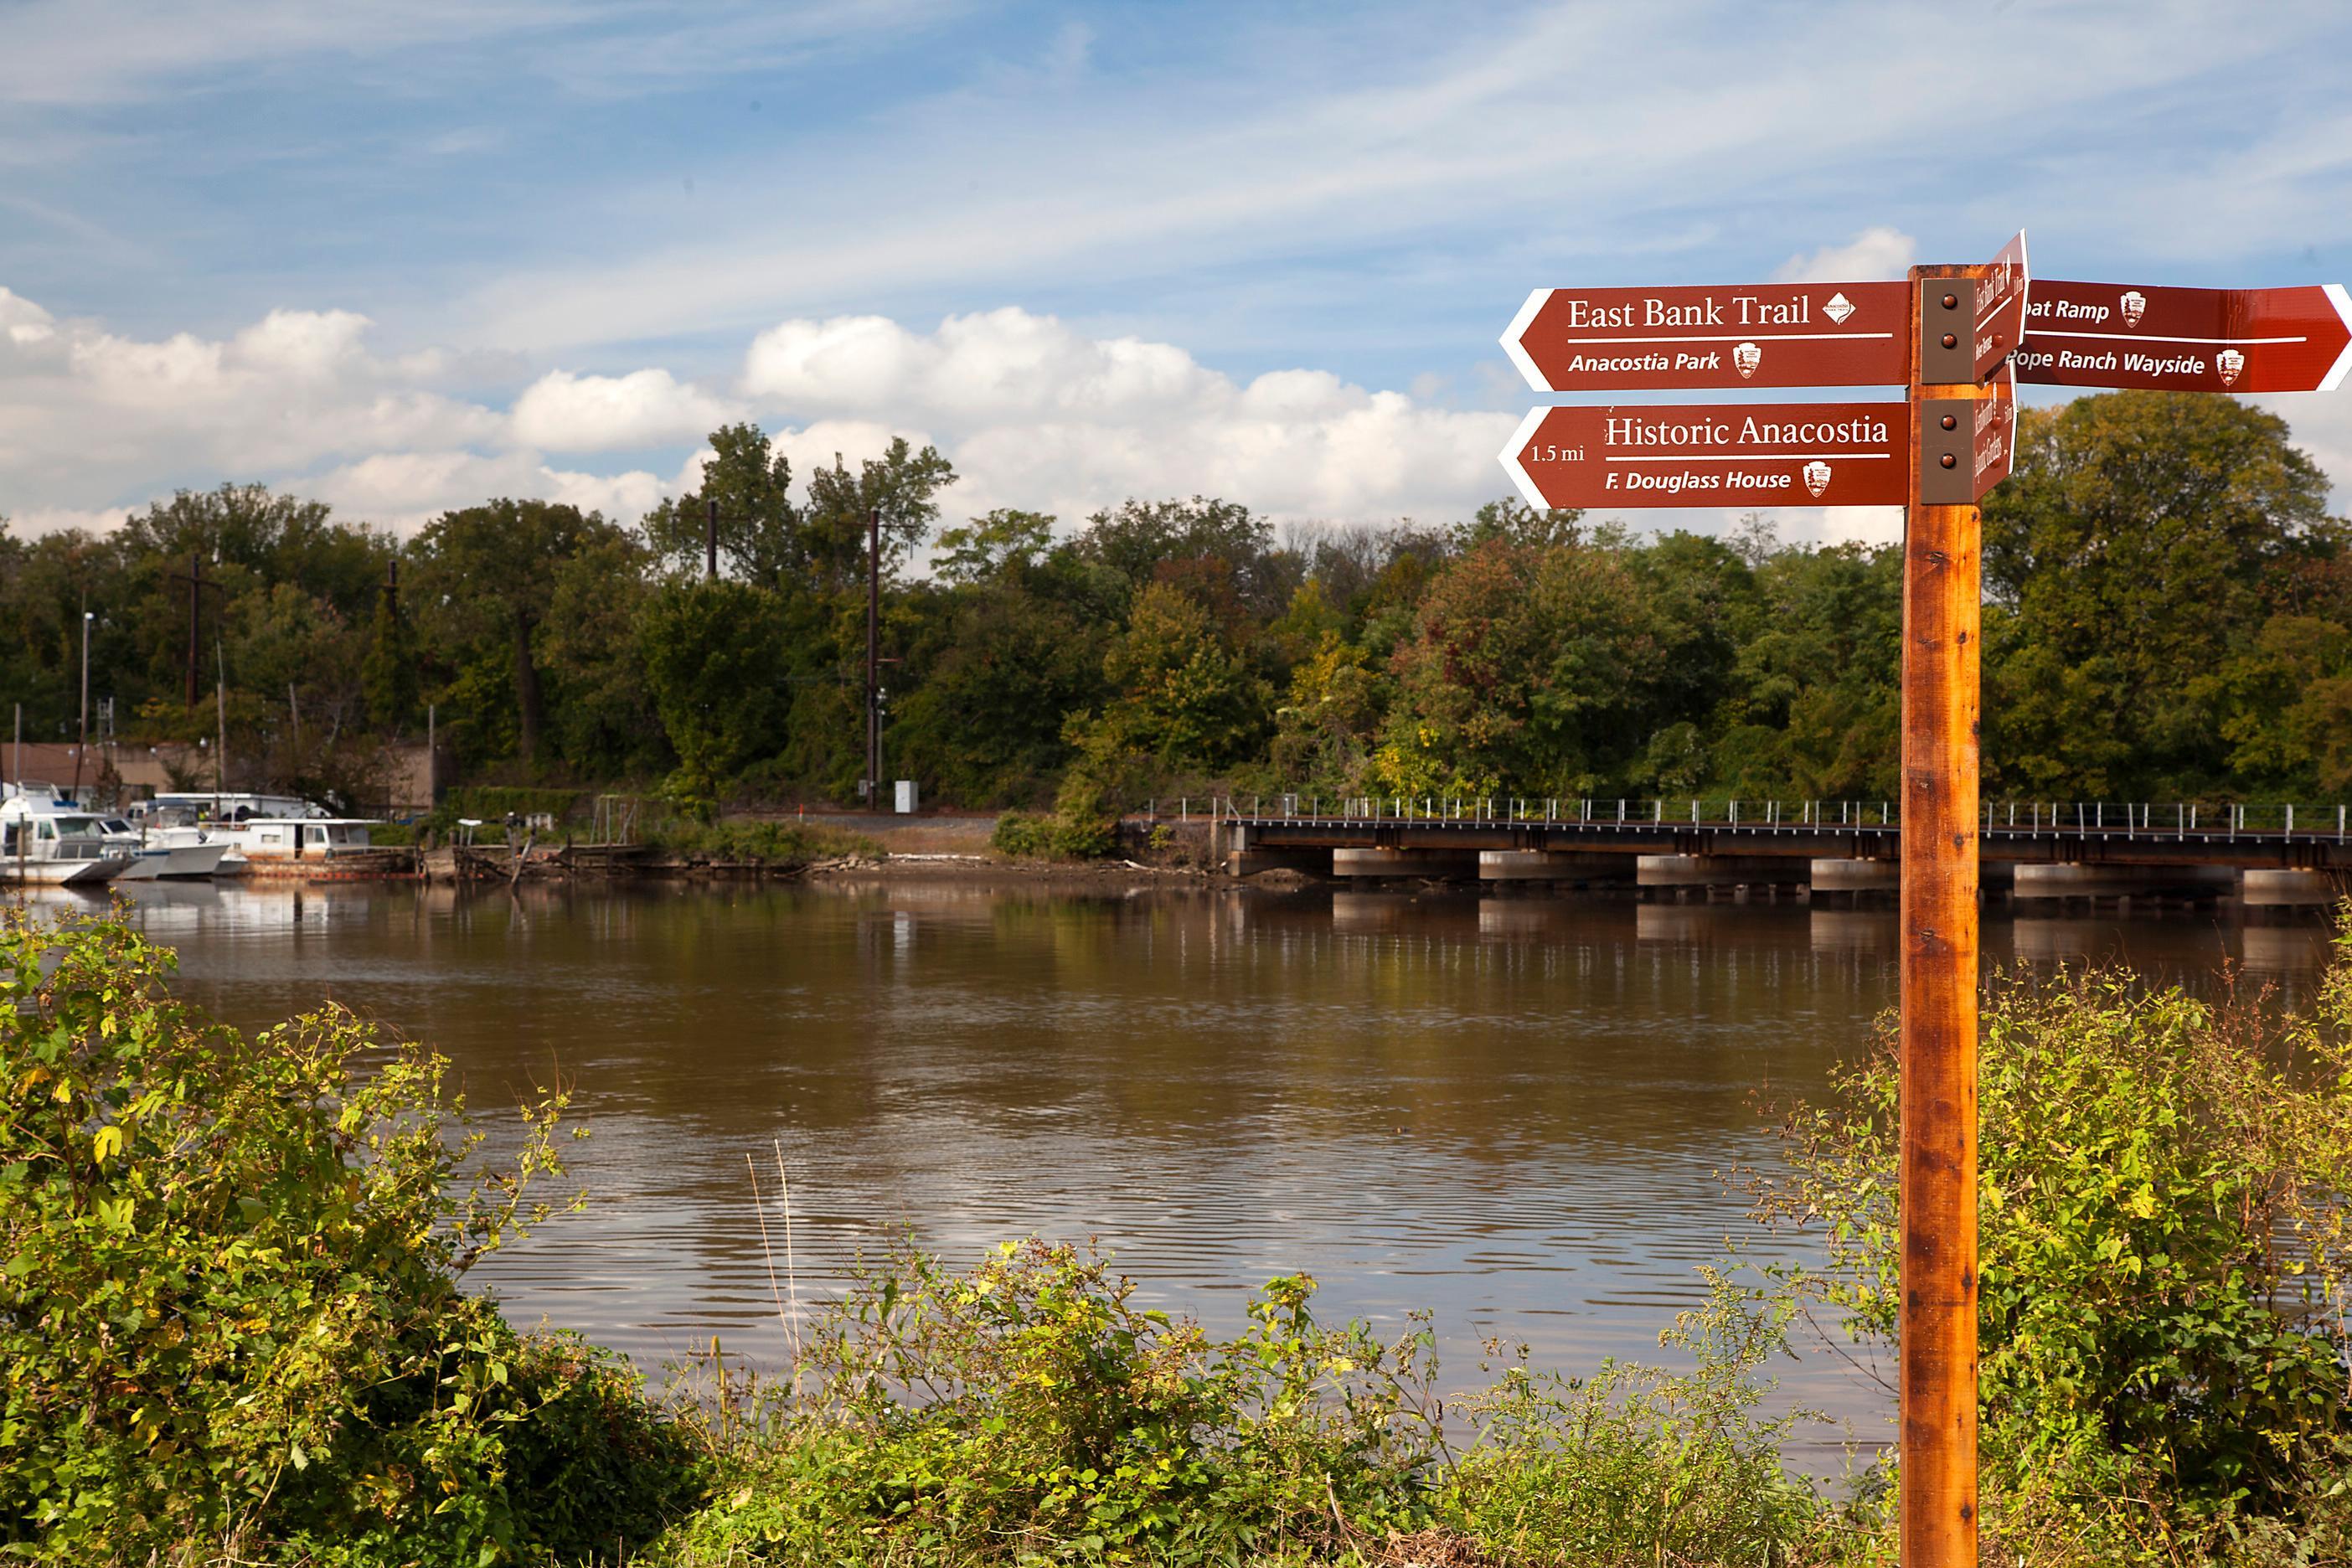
[707,498,720,581]
[169,552,223,709]
[74,603,91,797]
[865,506,881,802]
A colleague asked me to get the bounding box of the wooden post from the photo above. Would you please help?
[1901,263,1985,1567]
[867,507,883,802]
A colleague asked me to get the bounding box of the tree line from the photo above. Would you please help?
[1,391,2344,816]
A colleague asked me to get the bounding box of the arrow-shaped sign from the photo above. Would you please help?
[1974,230,2030,381]
[1503,281,1909,391]
[1500,401,1910,510]
[2015,281,2352,393]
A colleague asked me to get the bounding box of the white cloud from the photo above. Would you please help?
[511,369,741,452]
[4,286,2344,552]
[306,449,672,534]
[1773,227,1916,284]
[740,306,1509,525]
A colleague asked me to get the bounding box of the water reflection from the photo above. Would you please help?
[34,878,2335,1443]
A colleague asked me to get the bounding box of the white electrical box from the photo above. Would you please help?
[894,780,918,814]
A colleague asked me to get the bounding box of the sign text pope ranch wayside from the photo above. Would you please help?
[2015,280,2352,393]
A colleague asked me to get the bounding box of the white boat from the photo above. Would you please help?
[219,817,384,864]
[95,812,233,880]
[131,792,335,874]
[0,795,137,885]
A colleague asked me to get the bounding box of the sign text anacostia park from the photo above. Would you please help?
[1501,402,1909,510]
[1504,281,1909,390]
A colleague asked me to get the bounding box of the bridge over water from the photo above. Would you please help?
[1160,797,2352,905]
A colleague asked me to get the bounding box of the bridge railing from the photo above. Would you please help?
[1142,797,2352,842]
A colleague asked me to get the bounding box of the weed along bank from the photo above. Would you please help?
[1502,234,2350,1568]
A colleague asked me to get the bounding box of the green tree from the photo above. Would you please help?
[800,436,958,591]
[1085,580,1269,771]
[642,421,802,585]
[361,569,421,734]
[410,499,627,767]
[1077,497,1290,617]
[932,508,1058,586]
[1982,392,2337,797]
[541,534,664,778]
[637,579,792,809]
[889,569,1108,805]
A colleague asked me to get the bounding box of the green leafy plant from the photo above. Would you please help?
[1758,931,2352,1562]
[1443,1267,1832,1567]
[988,811,1051,859]
[663,1240,1444,1564]
[0,903,694,1565]
[641,818,874,865]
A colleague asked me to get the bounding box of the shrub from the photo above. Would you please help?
[988,810,1051,858]
[663,1240,1443,1564]
[1047,772,1118,859]
[1442,1267,1832,1566]
[1760,931,2352,1562]
[0,905,696,1565]
[642,818,874,864]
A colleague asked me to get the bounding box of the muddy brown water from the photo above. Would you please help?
[45,877,2339,1454]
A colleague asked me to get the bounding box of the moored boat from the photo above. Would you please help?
[0,795,137,885]
[213,817,412,878]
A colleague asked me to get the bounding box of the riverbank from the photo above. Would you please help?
[14,894,2350,1565]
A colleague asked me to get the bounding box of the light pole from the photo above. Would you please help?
[73,607,91,798]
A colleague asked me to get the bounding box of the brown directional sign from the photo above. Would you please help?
[1919,364,2014,504]
[1503,281,1909,390]
[1501,401,1909,509]
[1974,230,2030,381]
[2015,280,2352,392]
[1973,364,2015,498]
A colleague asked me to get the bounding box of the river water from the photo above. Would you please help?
[52,877,2341,1451]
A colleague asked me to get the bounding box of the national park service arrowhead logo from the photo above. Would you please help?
[2120,290,2148,328]
[1733,341,1761,379]
[1822,291,1856,324]
[2217,348,2246,387]
[1803,460,1832,498]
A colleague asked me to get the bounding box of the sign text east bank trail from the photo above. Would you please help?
[2016,280,2352,393]
[1504,282,1909,390]
[1501,401,1909,509]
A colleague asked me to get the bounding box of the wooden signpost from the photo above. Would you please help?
[1499,235,2345,1568]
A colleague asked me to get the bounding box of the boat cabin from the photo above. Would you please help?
[235,818,377,860]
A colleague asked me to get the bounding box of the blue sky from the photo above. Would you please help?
[3,0,2349,540]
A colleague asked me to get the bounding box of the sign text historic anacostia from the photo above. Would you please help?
[1496,235,2349,1568]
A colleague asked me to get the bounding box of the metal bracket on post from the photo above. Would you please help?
[1918,398,1974,504]
[1917,276,1976,384]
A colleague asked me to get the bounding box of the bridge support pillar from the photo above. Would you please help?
[2012,862,2238,905]
[1333,847,1479,880]
[1230,844,1333,878]
[1637,854,1809,898]
[1479,849,1634,885]
[2241,868,2346,907]
[1810,857,1898,897]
